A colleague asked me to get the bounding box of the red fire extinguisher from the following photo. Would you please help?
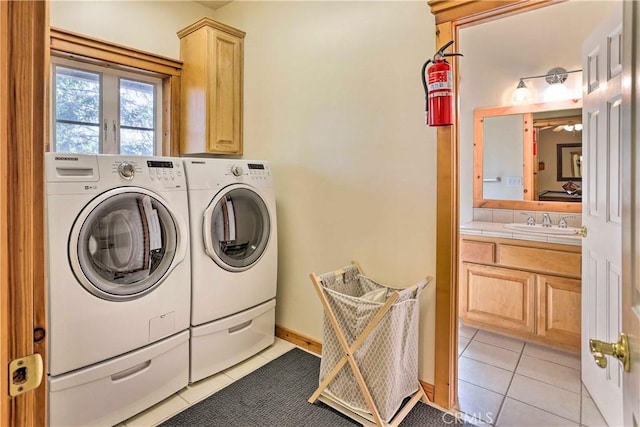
[421,41,463,126]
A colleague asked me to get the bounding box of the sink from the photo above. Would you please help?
[503,223,578,235]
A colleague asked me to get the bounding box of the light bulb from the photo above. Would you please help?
[511,80,532,105]
[544,82,570,102]
[564,124,574,131]
[574,123,583,131]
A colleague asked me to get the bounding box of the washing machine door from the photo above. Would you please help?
[69,188,187,301]
[203,184,271,272]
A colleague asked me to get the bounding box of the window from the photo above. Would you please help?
[52,57,162,156]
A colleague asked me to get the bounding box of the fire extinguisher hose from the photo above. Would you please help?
[421,59,432,114]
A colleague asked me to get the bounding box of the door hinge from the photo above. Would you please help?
[9,353,43,397]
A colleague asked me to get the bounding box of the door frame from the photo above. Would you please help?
[0,0,48,425]
[426,0,561,409]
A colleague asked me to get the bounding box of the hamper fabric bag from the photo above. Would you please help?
[310,264,430,424]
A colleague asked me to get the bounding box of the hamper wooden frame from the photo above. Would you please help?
[308,262,431,426]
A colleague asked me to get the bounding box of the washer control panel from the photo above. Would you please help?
[147,160,182,182]
[112,159,184,188]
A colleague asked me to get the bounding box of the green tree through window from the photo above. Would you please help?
[120,79,155,156]
[55,67,100,154]
[53,59,161,155]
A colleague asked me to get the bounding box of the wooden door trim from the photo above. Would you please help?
[428,0,561,409]
[0,1,48,425]
[427,0,558,25]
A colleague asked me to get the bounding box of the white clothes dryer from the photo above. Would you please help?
[184,158,277,382]
[46,153,191,426]
[45,153,191,376]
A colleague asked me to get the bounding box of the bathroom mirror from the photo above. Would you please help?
[473,99,582,213]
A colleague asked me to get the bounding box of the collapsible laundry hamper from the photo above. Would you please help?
[308,262,431,427]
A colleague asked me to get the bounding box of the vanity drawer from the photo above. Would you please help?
[498,245,581,278]
[461,239,495,264]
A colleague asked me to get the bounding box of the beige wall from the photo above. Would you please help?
[458,0,618,224]
[213,1,438,382]
[50,0,216,59]
[51,1,439,382]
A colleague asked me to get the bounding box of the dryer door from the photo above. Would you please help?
[203,184,271,272]
[69,188,185,301]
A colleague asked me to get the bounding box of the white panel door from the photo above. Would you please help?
[581,3,624,426]
[622,1,640,425]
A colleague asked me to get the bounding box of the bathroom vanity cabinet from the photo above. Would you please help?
[178,18,245,155]
[459,235,581,353]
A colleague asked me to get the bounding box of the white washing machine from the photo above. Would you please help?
[184,158,277,383]
[45,153,191,426]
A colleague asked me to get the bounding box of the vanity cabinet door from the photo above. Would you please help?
[460,263,536,334]
[536,274,581,351]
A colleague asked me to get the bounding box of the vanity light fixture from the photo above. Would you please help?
[543,67,572,101]
[512,67,582,104]
[511,79,533,104]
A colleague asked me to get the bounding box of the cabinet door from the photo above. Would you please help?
[537,274,581,351]
[460,263,536,334]
[208,29,243,154]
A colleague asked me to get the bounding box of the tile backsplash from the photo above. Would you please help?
[472,208,582,228]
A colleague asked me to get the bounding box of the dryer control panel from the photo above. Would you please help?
[226,162,271,181]
[247,163,271,182]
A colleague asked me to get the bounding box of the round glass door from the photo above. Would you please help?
[72,191,178,300]
[204,186,271,271]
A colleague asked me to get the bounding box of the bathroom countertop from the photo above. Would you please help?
[460,221,582,246]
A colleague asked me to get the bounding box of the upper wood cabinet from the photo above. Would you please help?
[178,18,245,155]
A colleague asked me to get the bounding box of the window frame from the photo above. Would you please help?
[49,28,182,156]
[51,56,164,155]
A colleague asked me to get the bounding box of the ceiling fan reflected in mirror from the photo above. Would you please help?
[534,116,583,132]
[553,121,583,132]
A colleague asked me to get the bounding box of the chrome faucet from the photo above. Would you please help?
[558,216,573,228]
[521,212,535,226]
[542,213,552,227]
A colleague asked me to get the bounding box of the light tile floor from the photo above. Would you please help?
[119,337,297,427]
[457,323,609,427]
